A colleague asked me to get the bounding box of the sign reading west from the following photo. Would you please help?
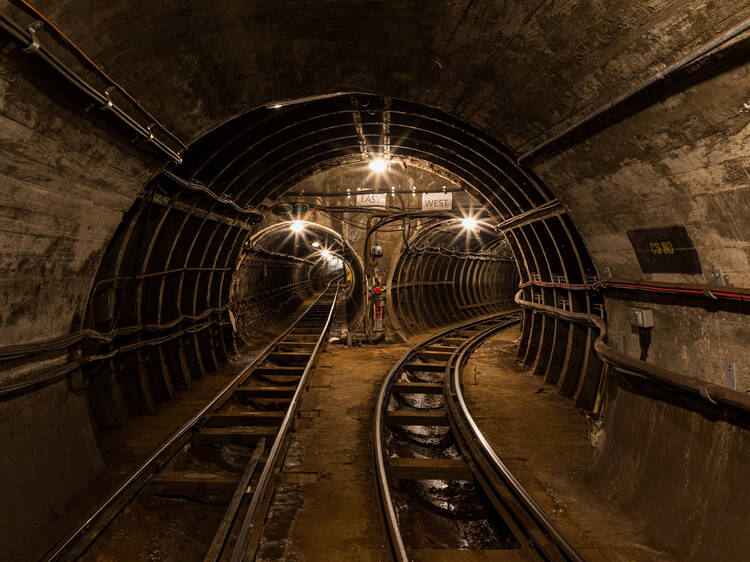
[356,193,387,208]
[421,192,452,211]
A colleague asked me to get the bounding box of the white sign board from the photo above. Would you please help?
[421,192,453,211]
[356,193,387,208]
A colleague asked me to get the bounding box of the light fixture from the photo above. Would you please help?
[369,158,387,172]
[461,217,478,230]
[290,220,305,233]
[321,249,332,260]
[311,241,320,247]
[271,104,282,109]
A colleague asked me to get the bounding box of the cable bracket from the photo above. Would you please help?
[21,20,43,54]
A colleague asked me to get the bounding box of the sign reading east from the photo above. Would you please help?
[356,193,387,208]
[421,192,453,211]
[627,226,702,274]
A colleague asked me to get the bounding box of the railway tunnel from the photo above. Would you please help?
[1,2,749,560]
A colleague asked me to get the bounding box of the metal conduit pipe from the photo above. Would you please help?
[0,5,185,162]
[519,278,750,305]
[518,16,750,162]
[0,18,183,163]
[0,316,230,401]
[598,279,750,303]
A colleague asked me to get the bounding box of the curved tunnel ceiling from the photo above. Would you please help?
[169,93,552,217]
[13,0,748,156]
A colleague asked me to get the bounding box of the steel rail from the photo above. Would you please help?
[373,312,522,561]
[44,279,340,561]
[228,280,342,561]
[446,319,586,561]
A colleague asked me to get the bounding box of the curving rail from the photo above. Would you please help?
[45,279,341,561]
[374,311,585,561]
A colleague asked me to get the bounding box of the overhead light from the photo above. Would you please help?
[311,241,320,247]
[321,249,332,260]
[369,158,387,172]
[461,217,478,230]
[290,221,305,233]
[271,104,282,109]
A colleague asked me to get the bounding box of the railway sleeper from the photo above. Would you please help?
[388,457,473,480]
[205,412,286,426]
[384,410,450,426]
[144,472,240,498]
[193,427,278,446]
[403,362,447,373]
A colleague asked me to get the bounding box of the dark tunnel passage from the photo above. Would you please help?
[1,2,750,560]
[237,220,366,337]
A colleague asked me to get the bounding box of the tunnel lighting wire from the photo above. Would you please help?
[161,170,264,217]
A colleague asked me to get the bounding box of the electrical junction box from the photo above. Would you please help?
[370,245,383,257]
[629,308,654,328]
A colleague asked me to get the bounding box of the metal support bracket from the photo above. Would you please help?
[21,20,43,54]
[102,86,116,110]
[698,386,718,405]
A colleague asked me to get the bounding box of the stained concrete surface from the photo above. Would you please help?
[255,343,406,561]
[462,325,674,562]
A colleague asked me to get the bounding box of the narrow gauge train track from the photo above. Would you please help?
[46,279,342,562]
[374,312,586,561]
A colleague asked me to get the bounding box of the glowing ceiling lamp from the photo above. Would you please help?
[320,249,332,260]
[461,217,478,230]
[290,220,305,233]
[311,241,320,247]
[369,158,387,172]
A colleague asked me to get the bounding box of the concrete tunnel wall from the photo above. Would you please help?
[0,1,750,557]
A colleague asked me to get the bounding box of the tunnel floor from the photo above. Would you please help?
[255,341,406,560]
[10,312,311,561]
[462,327,673,562]
[18,317,676,560]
